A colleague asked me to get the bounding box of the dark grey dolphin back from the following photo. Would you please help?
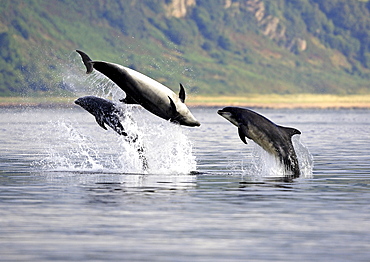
[218,106,302,179]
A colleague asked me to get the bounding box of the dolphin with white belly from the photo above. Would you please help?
[218,107,301,178]
[76,50,200,127]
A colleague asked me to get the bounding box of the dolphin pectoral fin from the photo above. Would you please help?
[119,95,139,104]
[95,115,107,130]
[168,96,180,124]
[278,125,301,137]
[168,96,177,116]
[179,83,186,103]
[238,127,248,144]
[110,120,128,136]
[76,50,94,74]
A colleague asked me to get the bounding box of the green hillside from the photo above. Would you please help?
[0,0,369,97]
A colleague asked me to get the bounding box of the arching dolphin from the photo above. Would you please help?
[76,50,200,127]
[75,95,148,170]
[218,107,301,178]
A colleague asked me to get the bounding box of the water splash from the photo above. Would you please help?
[243,135,313,180]
[140,119,196,174]
[35,107,196,175]
[292,135,314,179]
[35,120,105,171]
[116,106,196,174]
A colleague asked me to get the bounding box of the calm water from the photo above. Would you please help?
[1,106,370,261]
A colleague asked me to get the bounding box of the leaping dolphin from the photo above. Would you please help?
[75,95,148,170]
[218,107,301,178]
[76,50,200,127]
[75,96,128,136]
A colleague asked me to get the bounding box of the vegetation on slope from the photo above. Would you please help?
[0,0,369,97]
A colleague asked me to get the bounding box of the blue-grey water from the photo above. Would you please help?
[1,106,369,261]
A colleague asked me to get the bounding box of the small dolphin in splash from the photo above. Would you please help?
[218,107,301,178]
[75,96,128,136]
[76,50,200,127]
[75,95,148,170]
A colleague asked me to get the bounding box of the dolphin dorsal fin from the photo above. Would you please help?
[179,83,186,103]
[238,127,248,144]
[76,50,94,74]
[278,125,301,137]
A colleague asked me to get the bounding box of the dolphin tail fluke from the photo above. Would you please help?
[76,50,94,74]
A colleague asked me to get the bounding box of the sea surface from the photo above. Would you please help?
[1,106,369,261]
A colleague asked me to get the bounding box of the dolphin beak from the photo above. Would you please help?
[193,121,201,127]
[185,120,201,127]
[217,110,239,127]
[74,98,81,105]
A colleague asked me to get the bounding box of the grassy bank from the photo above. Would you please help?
[187,94,370,108]
[1,94,370,109]
[0,96,75,108]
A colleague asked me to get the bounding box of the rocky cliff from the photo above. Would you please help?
[165,0,196,18]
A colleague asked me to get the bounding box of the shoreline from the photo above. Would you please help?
[187,94,370,109]
[1,94,370,109]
